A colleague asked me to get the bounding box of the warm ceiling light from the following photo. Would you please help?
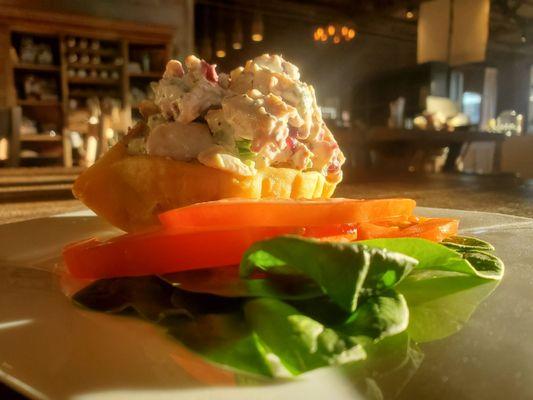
[405,10,415,19]
[200,37,212,61]
[314,23,356,43]
[251,12,264,42]
[232,16,243,50]
[215,29,226,58]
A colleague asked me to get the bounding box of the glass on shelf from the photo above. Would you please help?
[90,40,100,50]
[68,53,78,63]
[66,37,76,48]
[79,38,88,49]
[36,44,53,65]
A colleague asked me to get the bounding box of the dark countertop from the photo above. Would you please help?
[338,172,533,218]
[0,169,532,225]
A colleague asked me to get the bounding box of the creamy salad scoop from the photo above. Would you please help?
[130,54,345,183]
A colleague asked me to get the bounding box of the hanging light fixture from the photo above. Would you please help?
[405,6,415,20]
[215,12,226,58]
[199,6,212,61]
[232,16,243,50]
[199,37,213,61]
[251,12,264,42]
[215,31,226,58]
[313,23,356,44]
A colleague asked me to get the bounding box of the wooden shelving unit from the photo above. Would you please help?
[17,99,60,106]
[67,63,120,70]
[128,71,162,79]
[14,63,60,72]
[0,7,173,167]
[67,47,117,56]
[67,77,120,85]
[20,134,62,142]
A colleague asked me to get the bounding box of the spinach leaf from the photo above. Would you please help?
[360,238,501,280]
[244,298,366,375]
[342,332,424,400]
[241,236,416,312]
[161,265,323,300]
[443,235,495,251]
[338,291,409,342]
[166,312,275,377]
[73,276,190,322]
[462,250,504,279]
[397,271,499,342]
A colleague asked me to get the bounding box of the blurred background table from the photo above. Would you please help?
[366,127,507,172]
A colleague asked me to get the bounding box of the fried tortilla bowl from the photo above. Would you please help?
[73,140,340,232]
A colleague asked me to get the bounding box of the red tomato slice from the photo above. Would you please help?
[357,218,458,242]
[63,223,357,279]
[158,198,416,230]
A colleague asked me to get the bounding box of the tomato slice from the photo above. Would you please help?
[63,223,357,279]
[357,218,458,242]
[158,198,416,230]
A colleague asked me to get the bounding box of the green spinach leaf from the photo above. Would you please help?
[161,265,323,300]
[397,271,499,342]
[360,238,502,280]
[73,276,190,322]
[443,235,495,251]
[244,298,366,375]
[241,236,416,312]
[338,291,409,342]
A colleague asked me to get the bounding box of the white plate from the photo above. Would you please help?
[0,208,532,400]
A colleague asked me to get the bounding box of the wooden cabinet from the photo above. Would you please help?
[0,5,174,167]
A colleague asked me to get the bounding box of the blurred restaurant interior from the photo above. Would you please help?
[0,0,532,219]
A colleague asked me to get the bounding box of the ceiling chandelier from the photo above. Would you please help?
[313,23,356,44]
